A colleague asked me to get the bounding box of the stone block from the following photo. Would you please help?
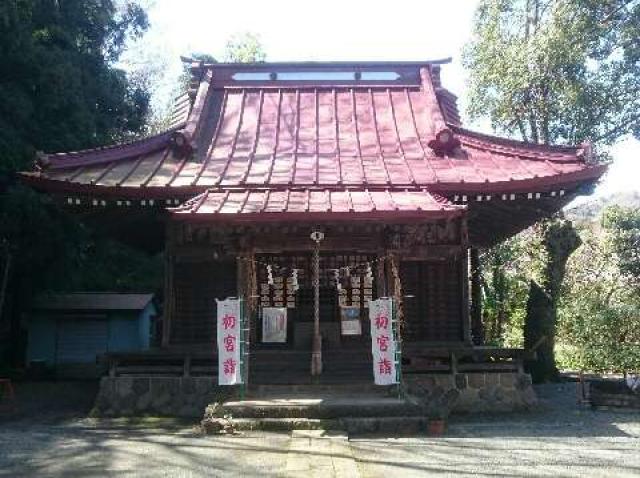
[132,377,150,395]
[516,373,532,390]
[182,378,196,394]
[454,388,479,412]
[485,373,500,386]
[478,384,497,401]
[178,404,201,418]
[434,375,454,388]
[414,376,437,391]
[468,373,486,389]
[150,377,180,398]
[499,373,517,388]
[151,391,171,411]
[428,385,445,401]
[99,377,116,396]
[455,374,467,390]
[493,386,508,403]
[136,392,153,412]
[522,387,538,407]
[196,378,217,395]
[116,377,134,398]
[442,388,461,409]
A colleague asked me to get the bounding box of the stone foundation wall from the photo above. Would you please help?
[590,381,640,409]
[404,372,538,414]
[93,372,537,417]
[93,377,230,418]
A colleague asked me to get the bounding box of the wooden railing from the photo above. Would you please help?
[402,344,536,374]
[102,345,536,377]
[102,351,217,378]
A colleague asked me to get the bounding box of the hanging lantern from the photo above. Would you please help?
[290,268,300,291]
[267,264,274,286]
[331,268,341,291]
[365,263,373,282]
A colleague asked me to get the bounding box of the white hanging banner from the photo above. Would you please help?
[369,298,398,385]
[262,307,287,343]
[217,298,243,385]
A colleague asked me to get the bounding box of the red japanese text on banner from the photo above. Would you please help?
[217,298,243,385]
[369,298,398,385]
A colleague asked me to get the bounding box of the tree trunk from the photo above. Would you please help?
[525,219,582,382]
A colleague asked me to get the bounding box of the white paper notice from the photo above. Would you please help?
[340,305,362,335]
[369,298,398,385]
[217,298,243,385]
[262,307,287,343]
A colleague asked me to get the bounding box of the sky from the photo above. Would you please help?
[124,0,639,200]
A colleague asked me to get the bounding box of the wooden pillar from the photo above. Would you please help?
[236,254,246,300]
[460,217,471,344]
[246,249,258,344]
[470,247,484,345]
[162,225,175,348]
[387,252,404,335]
[376,250,387,298]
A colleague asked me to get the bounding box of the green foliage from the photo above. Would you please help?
[0,186,163,301]
[464,0,640,149]
[0,186,84,299]
[480,236,530,346]
[0,0,150,173]
[0,2,157,365]
[557,209,640,372]
[602,205,640,283]
[223,32,267,63]
[480,226,547,347]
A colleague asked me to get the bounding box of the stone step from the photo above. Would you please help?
[249,376,373,385]
[251,383,389,394]
[221,394,421,419]
[211,416,429,434]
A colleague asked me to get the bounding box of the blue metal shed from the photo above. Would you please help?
[26,293,156,377]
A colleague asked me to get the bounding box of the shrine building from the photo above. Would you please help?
[20,60,605,407]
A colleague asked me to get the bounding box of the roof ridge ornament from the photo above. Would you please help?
[420,67,460,156]
[171,68,213,158]
[35,151,50,170]
[577,141,595,165]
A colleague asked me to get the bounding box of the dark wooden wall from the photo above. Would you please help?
[170,260,236,345]
[401,259,464,342]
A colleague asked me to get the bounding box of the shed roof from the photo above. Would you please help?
[32,293,154,311]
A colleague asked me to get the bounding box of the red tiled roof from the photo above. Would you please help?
[170,188,465,221]
[20,60,605,202]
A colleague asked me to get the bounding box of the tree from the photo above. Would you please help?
[557,207,640,373]
[524,220,581,381]
[464,0,640,381]
[0,0,152,366]
[224,32,267,63]
[464,0,640,149]
[0,0,150,173]
[602,205,640,284]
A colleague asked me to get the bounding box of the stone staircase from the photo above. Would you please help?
[209,384,428,434]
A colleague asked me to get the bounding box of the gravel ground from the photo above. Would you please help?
[0,381,639,477]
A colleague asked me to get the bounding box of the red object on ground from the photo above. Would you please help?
[427,419,446,436]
